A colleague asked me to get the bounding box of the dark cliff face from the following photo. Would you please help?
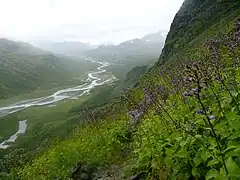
[158,0,240,65]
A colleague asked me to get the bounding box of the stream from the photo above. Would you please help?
[0,120,27,149]
[0,57,116,149]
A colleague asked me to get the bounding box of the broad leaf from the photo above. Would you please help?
[208,159,220,166]
[206,169,221,180]
[226,157,240,177]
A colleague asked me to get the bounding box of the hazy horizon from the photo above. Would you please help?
[0,0,184,45]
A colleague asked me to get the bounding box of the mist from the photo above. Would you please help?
[0,0,184,44]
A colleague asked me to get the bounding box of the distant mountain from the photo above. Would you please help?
[141,30,166,43]
[0,38,86,99]
[0,38,46,55]
[33,41,93,57]
[84,31,166,61]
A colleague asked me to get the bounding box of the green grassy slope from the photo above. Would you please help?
[0,39,95,100]
[158,0,240,65]
[0,85,115,174]
[4,1,240,179]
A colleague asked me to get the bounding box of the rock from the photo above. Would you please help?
[130,174,140,180]
[93,164,126,180]
[80,173,90,180]
[71,163,95,180]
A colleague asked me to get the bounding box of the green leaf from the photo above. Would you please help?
[208,159,220,166]
[166,148,174,157]
[226,157,240,176]
[226,111,237,121]
[214,122,229,139]
[192,167,198,176]
[194,157,202,167]
[222,145,238,154]
[195,134,202,139]
[229,131,240,139]
[202,151,212,162]
[180,139,188,147]
[206,169,221,180]
[176,149,188,158]
[226,111,240,130]
[226,147,240,157]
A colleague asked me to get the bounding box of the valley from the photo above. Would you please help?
[0,57,115,118]
[0,56,117,149]
[0,37,155,176]
[2,1,240,179]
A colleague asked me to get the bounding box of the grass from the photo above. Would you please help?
[2,2,240,179]
[0,85,117,176]
[158,0,240,66]
[0,38,99,100]
[7,4,240,180]
[0,115,19,142]
[0,84,118,152]
[15,115,128,179]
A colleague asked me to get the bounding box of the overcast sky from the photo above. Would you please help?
[0,0,184,44]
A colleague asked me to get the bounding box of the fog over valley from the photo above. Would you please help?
[0,0,184,45]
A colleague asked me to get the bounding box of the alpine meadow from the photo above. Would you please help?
[0,0,240,180]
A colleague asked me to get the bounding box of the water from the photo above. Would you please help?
[0,57,115,117]
[0,120,28,149]
[0,57,116,149]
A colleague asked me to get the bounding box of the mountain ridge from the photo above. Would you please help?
[0,38,88,99]
[157,0,240,65]
[84,30,165,61]
[2,1,240,179]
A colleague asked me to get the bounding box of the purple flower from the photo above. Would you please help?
[143,87,157,105]
[138,101,148,113]
[227,40,235,49]
[209,115,215,119]
[196,109,204,115]
[184,77,193,82]
[236,19,240,42]
[128,109,143,122]
[187,77,193,81]
[183,91,189,97]
[171,77,178,86]
[191,88,199,94]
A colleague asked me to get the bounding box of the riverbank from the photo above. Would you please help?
[0,58,115,117]
[0,120,27,149]
[0,58,115,150]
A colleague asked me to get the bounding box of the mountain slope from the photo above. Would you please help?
[124,65,148,88]
[0,39,46,55]
[84,31,165,61]
[0,39,85,99]
[4,1,240,179]
[158,0,240,65]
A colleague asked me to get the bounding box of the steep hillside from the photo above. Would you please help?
[124,65,148,88]
[3,1,240,180]
[158,0,240,65]
[0,39,89,99]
